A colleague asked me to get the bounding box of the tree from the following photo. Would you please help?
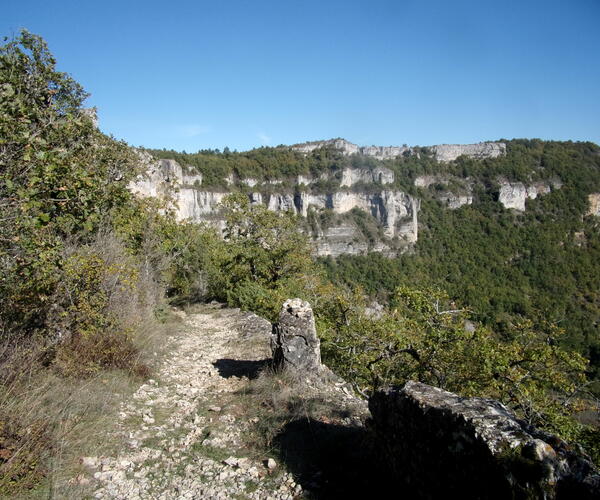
[319,286,589,432]
[214,193,315,319]
[0,30,138,335]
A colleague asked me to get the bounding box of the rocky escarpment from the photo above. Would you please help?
[369,382,600,499]
[129,153,203,198]
[130,154,420,256]
[414,175,560,212]
[431,142,506,162]
[497,180,561,211]
[292,138,506,162]
[130,140,559,257]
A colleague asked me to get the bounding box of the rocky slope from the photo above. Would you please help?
[80,304,368,499]
[76,302,599,499]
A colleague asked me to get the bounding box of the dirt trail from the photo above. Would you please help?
[83,304,302,500]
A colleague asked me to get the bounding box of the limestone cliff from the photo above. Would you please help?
[587,193,600,216]
[292,138,506,162]
[130,138,560,257]
[129,154,420,257]
[497,181,556,211]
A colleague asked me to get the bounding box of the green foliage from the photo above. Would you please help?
[319,285,590,435]
[211,193,315,320]
[0,30,140,337]
[323,140,600,379]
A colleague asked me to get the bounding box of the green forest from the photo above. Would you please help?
[322,141,600,379]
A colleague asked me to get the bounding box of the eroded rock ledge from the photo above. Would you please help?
[368,382,600,499]
[292,138,507,162]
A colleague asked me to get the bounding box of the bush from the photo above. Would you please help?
[213,193,315,320]
[44,231,160,378]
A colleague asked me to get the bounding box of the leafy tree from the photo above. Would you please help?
[0,30,136,336]
[319,286,590,437]
[211,193,315,319]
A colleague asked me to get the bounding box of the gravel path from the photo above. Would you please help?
[83,304,302,500]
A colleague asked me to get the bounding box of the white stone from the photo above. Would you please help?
[587,193,600,216]
[431,142,506,162]
[241,178,258,187]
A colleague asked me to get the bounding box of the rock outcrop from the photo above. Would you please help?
[130,155,203,198]
[587,193,600,216]
[271,299,322,373]
[368,382,600,499]
[498,181,553,211]
[431,142,506,162]
[131,155,419,248]
[340,166,394,186]
[437,192,473,209]
[328,191,418,240]
[292,138,506,162]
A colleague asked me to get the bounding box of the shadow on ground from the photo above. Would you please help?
[213,358,271,379]
[273,417,393,499]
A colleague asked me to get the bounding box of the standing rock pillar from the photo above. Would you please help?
[271,298,322,373]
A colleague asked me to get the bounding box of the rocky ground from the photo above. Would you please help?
[78,304,369,500]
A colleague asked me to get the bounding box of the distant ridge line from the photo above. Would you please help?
[290,138,506,162]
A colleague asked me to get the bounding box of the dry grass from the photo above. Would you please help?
[239,367,354,450]
[0,230,181,498]
[0,312,178,499]
[237,367,380,498]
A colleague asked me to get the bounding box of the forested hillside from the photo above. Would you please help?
[322,140,600,378]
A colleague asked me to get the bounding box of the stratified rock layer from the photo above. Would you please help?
[292,138,506,162]
[128,140,562,257]
[368,381,600,499]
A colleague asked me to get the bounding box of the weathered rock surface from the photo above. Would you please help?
[498,181,553,211]
[340,166,394,186]
[129,155,202,199]
[271,299,322,373]
[130,154,419,250]
[437,192,473,209]
[369,381,600,499]
[587,193,600,216]
[431,142,506,162]
[313,223,394,258]
[292,138,506,162]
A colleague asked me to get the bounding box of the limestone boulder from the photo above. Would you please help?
[270,299,322,373]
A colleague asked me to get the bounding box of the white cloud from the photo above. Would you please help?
[257,131,271,145]
[176,124,210,138]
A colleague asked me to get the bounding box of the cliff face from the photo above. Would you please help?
[497,181,557,211]
[130,139,561,257]
[130,162,419,256]
[292,138,506,162]
[588,193,600,216]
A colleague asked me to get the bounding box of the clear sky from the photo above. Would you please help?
[3,0,600,152]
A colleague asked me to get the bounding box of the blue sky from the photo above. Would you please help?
[3,0,600,152]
